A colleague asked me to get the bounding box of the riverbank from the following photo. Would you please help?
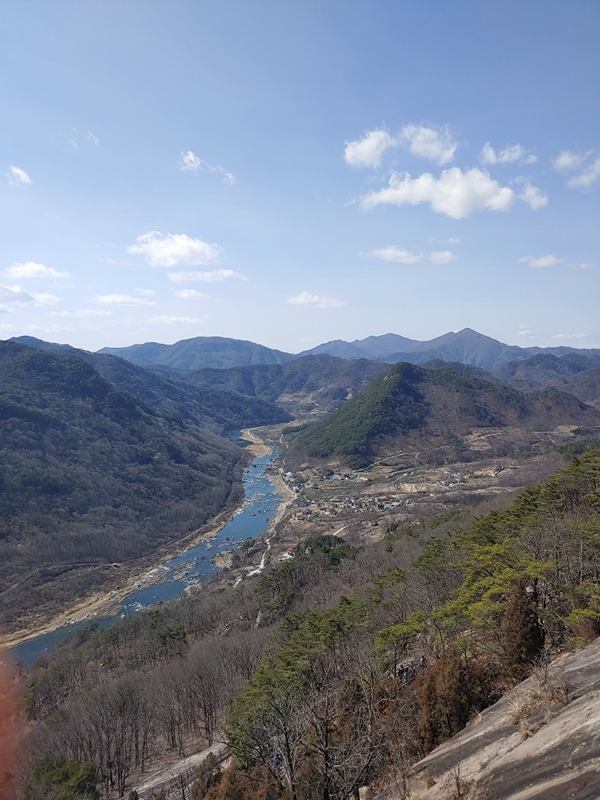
[0,428,281,655]
[211,468,296,573]
[0,508,238,653]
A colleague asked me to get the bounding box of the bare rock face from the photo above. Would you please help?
[379,638,600,799]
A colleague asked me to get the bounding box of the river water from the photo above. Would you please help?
[9,436,282,664]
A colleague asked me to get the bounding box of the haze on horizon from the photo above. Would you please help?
[1,1,599,354]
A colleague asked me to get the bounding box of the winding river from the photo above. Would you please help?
[9,434,282,664]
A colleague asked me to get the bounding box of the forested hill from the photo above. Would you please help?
[0,340,250,630]
[99,335,293,370]
[184,354,389,414]
[288,361,600,466]
[11,336,291,430]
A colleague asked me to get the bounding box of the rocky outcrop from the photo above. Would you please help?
[377,638,600,799]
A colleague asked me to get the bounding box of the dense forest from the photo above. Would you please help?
[17,450,600,799]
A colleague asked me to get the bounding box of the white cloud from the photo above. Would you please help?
[5,261,69,280]
[128,231,223,268]
[552,150,586,172]
[67,129,99,150]
[178,150,237,185]
[518,254,562,269]
[286,291,345,309]
[361,167,514,219]
[552,150,600,189]
[344,129,396,168]
[365,245,456,265]
[178,150,203,171]
[99,257,125,266]
[0,286,58,309]
[447,237,462,245]
[209,164,237,185]
[0,284,34,304]
[7,165,32,186]
[517,325,535,338]
[31,292,61,306]
[366,246,421,264]
[344,124,457,168]
[176,288,210,299]
[149,315,204,325]
[429,250,456,264]
[400,124,457,165]
[519,181,548,210]
[53,309,112,318]
[480,143,536,165]
[168,268,243,284]
[95,294,157,306]
[567,156,600,189]
[552,332,588,342]
[569,261,594,270]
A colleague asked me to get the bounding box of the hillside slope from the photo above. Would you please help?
[381,637,600,800]
[12,336,290,430]
[495,352,600,409]
[0,341,245,630]
[184,354,388,414]
[288,362,600,467]
[99,335,293,370]
[18,448,600,800]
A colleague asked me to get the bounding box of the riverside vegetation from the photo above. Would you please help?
[2,334,600,799]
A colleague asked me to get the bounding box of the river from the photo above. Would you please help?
[9,434,282,665]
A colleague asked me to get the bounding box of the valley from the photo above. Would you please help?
[211,420,573,595]
[2,331,600,800]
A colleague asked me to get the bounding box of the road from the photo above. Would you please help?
[132,742,229,799]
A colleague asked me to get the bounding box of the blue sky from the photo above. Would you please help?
[1,1,598,353]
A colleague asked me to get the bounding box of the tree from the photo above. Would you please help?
[501,581,545,680]
[24,758,99,800]
[416,649,494,754]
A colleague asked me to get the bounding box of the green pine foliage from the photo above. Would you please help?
[25,757,99,800]
[292,363,428,465]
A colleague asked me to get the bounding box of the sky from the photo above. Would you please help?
[1,0,599,354]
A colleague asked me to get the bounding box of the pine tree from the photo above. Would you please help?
[501,581,545,681]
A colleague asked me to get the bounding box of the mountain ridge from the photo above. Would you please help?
[287,361,600,467]
[81,329,600,372]
[98,335,293,370]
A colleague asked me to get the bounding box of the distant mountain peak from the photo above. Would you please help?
[99,335,293,371]
[10,329,600,375]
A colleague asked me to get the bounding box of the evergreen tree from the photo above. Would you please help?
[501,581,545,681]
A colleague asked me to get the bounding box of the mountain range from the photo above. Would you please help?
[3,332,600,628]
[97,328,600,372]
[5,332,600,800]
